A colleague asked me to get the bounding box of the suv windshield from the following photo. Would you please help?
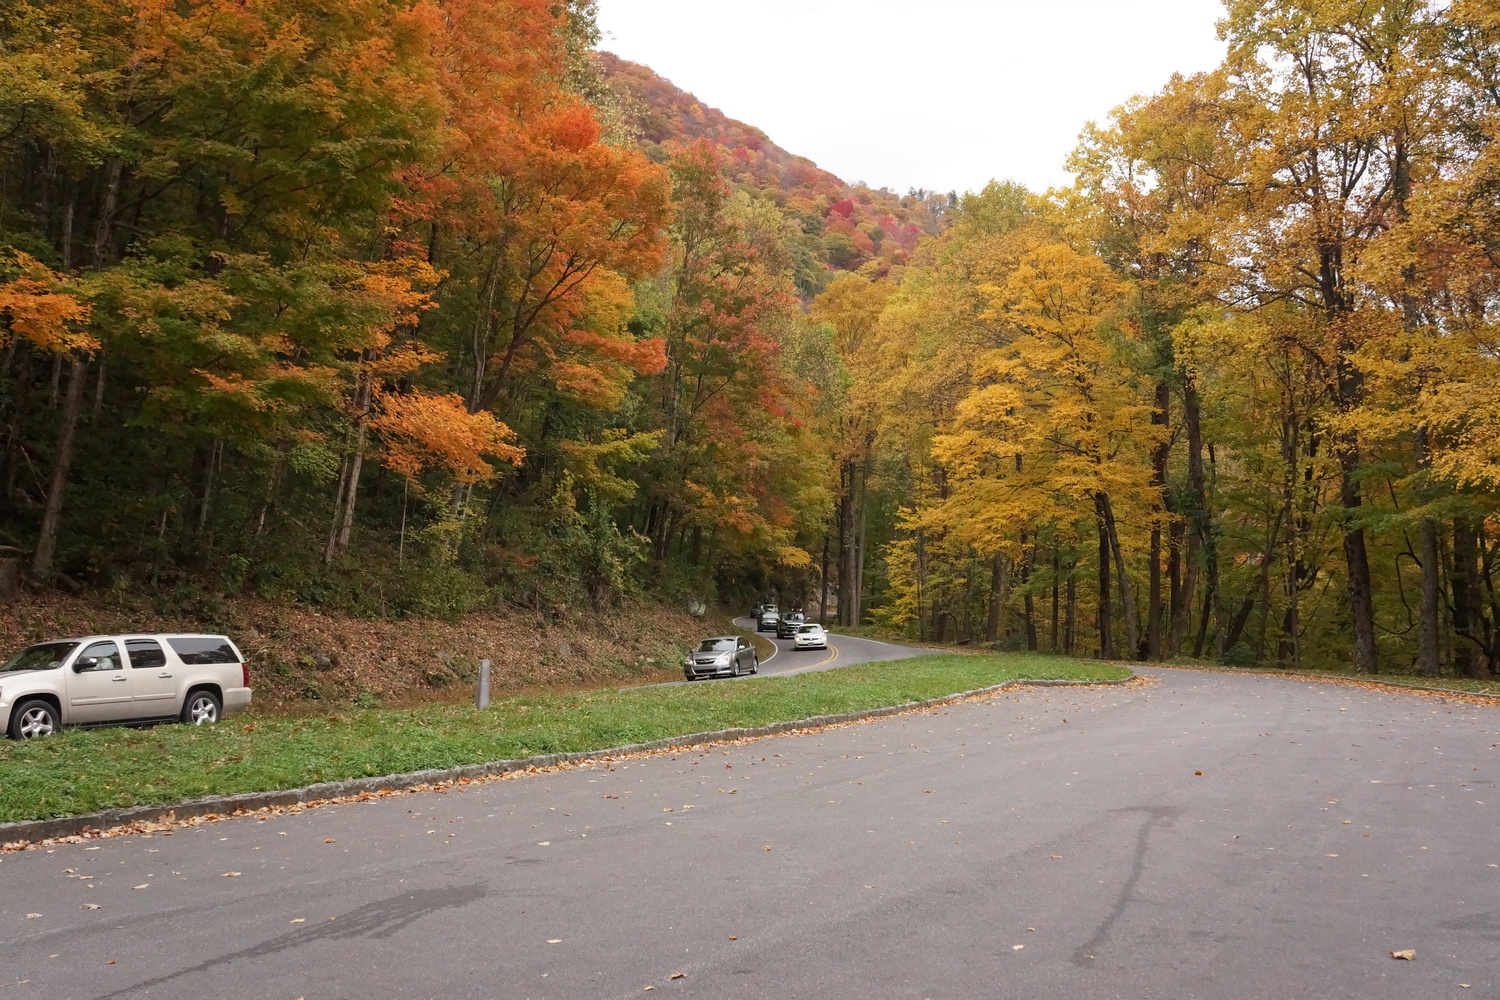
[696,639,736,653]
[1,641,80,673]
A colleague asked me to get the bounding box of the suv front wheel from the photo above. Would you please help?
[9,699,60,739]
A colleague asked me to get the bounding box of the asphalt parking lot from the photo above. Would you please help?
[2,667,1495,999]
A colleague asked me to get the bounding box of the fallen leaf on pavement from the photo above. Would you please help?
[762,846,771,851]
[323,838,336,844]
[104,960,116,964]
[547,939,562,944]
[1013,944,1024,950]
[80,904,100,910]
[1390,950,1416,960]
[670,972,686,979]
[25,913,41,919]
[1050,855,1064,859]
[290,919,305,924]
[132,884,149,890]
[221,872,241,877]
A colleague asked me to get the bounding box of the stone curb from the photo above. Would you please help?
[1,673,1134,846]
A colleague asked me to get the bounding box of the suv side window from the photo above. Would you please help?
[77,640,122,671]
[167,637,238,664]
[126,639,168,670]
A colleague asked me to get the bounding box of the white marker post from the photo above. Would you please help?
[476,659,491,709]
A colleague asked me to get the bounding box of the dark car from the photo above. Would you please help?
[682,636,759,680]
[757,606,780,632]
[776,612,808,638]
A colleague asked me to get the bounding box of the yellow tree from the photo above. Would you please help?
[932,242,1156,658]
[809,272,891,625]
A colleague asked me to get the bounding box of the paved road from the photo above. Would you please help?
[732,617,922,678]
[2,668,1497,998]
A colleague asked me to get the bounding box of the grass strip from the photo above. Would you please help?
[0,653,1127,823]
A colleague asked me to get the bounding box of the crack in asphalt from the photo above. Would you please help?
[1072,805,1179,966]
[95,883,491,998]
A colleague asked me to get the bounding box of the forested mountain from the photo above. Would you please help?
[599,53,956,289]
[3,0,1499,682]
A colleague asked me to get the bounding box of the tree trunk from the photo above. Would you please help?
[31,353,88,582]
[1168,532,1200,657]
[1147,379,1170,660]
[1051,544,1061,651]
[1414,429,1441,677]
[1095,499,1114,659]
[1192,579,1215,659]
[325,364,374,563]
[1223,592,1256,655]
[1452,518,1488,679]
[986,550,1007,642]
[838,462,855,627]
[853,460,869,626]
[1019,532,1037,651]
[819,532,830,626]
[1340,455,1379,673]
[1097,492,1137,659]
[1064,567,1077,655]
[1184,379,1223,659]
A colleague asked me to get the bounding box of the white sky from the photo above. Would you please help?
[596,0,1229,196]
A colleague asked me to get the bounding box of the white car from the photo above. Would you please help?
[793,624,829,650]
[1,633,253,739]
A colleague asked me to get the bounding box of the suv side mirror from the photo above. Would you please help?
[73,657,99,672]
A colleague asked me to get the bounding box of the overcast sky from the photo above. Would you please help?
[595,0,1229,196]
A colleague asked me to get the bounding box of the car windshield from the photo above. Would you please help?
[695,639,736,653]
[1,641,79,673]
[798,625,821,633]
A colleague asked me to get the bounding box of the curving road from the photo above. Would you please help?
[2,668,1497,998]
[731,616,922,678]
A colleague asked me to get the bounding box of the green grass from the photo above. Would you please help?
[0,653,1128,824]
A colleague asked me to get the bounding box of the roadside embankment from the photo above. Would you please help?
[1,592,731,709]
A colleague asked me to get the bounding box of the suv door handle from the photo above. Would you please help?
[111,675,127,682]
[158,672,174,678]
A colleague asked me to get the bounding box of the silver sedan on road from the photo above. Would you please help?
[683,636,759,680]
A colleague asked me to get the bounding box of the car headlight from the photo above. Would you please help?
[714,653,732,665]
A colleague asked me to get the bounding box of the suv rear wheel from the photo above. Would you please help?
[182,689,222,726]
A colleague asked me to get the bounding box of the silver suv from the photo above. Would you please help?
[1,633,252,739]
